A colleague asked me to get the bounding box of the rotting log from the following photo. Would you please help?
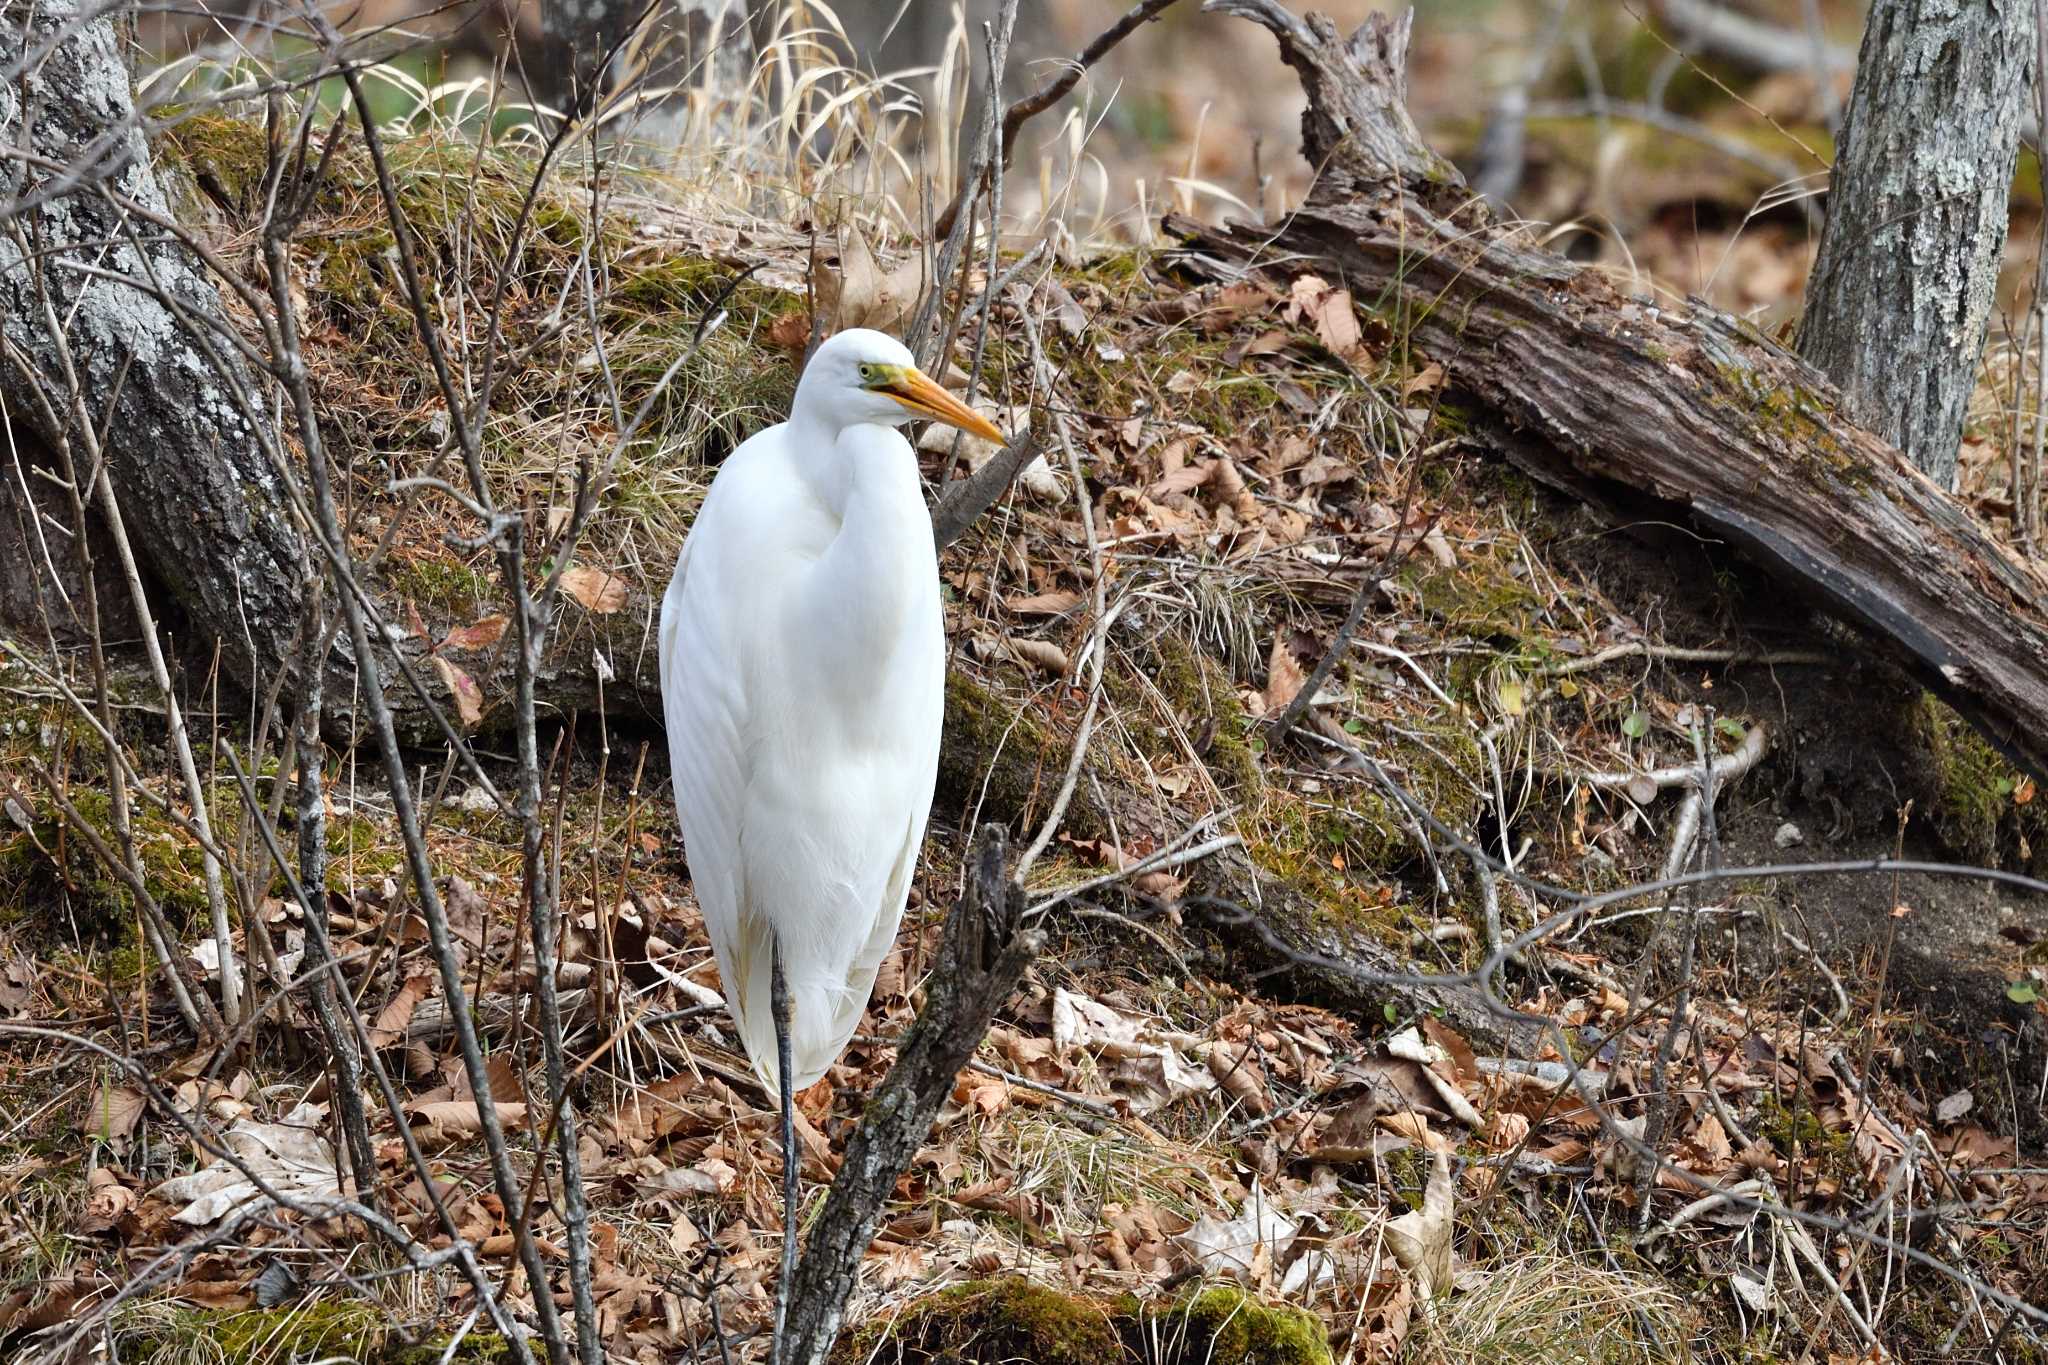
[1172,0,2048,785]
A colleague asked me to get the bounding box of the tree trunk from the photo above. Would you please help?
[1796,0,2032,489]
[537,0,753,122]
[0,0,304,693]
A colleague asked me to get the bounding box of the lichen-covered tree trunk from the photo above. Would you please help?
[1796,0,2032,489]
[0,0,303,692]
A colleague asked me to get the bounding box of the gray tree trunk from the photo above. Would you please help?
[0,0,304,690]
[538,0,752,122]
[1797,0,2032,489]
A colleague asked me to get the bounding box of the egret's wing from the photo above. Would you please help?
[658,524,773,1086]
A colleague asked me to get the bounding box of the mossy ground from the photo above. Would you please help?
[114,1300,515,1364]
[834,1279,1330,1365]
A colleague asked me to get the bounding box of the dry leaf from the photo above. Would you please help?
[825,225,921,333]
[1006,590,1083,617]
[1175,1181,1296,1282]
[1008,638,1069,676]
[431,656,484,730]
[151,1102,341,1225]
[1262,635,1307,718]
[443,615,508,651]
[81,1084,146,1144]
[561,566,630,614]
[410,1100,529,1144]
[368,973,434,1049]
[1384,1145,1455,1299]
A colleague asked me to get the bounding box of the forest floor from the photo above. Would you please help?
[2,16,2048,1363]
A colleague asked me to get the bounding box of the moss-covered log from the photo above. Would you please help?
[1180,2,2048,788]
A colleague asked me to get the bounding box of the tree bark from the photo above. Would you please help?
[537,0,753,122]
[0,0,304,694]
[1796,0,2033,489]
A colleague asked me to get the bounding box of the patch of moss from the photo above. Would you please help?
[940,669,1098,837]
[0,784,216,943]
[835,1278,1122,1364]
[121,1301,513,1364]
[154,110,275,210]
[835,1279,1332,1365]
[1143,1285,1333,1365]
[1407,554,1542,642]
[1907,694,2048,873]
[1149,634,1261,796]
[385,556,496,619]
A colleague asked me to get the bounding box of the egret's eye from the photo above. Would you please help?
[858,363,877,383]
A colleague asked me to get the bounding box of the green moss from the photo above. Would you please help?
[1408,555,1542,642]
[1908,695,2048,872]
[940,670,1099,836]
[385,557,496,618]
[1148,1286,1333,1365]
[834,1279,1331,1365]
[155,111,275,209]
[0,784,217,942]
[835,1278,1122,1364]
[119,1301,513,1364]
[1149,635,1261,795]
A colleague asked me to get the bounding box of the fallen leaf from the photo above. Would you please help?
[151,1102,342,1225]
[368,974,434,1049]
[1384,1144,1455,1298]
[1006,590,1083,617]
[431,656,484,730]
[1262,635,1306,718]
[410,1100,529,1144]
[442,615,508,651]
[1008,638,1069,676]
[81,1084,146,1145]
[561,566,630,614]
[1175,1181,1296,1282]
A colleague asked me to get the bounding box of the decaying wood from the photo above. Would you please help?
[1177,0,2048,784]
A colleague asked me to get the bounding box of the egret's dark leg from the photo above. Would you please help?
[770,934,798,1358]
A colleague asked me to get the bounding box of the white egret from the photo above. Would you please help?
[658,328,1006,1341]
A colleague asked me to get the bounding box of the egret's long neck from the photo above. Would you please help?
[789,415,933,694]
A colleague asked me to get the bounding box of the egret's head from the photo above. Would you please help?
[797,329,1007,445]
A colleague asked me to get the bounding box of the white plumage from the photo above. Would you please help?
[658,329,1003,1093]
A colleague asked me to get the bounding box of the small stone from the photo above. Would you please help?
[1773,821,1804,849]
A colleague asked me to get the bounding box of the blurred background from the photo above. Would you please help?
[133,0,2039,331]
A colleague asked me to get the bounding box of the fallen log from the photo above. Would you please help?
[1174,0,2048,784]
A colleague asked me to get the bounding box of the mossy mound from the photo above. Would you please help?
[833,1279,1331,1365]
[1908,694,2047,874]
[115,1301,515,1364]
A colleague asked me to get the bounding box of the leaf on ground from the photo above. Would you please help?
[1262,634,1307,717]
[443,615,508,651]
[1175,1181,1297,1283]
[431,656,484,729]
[1006,590,1083,617]
[1384,1144,1455,1298]
[368,973,435,1049]
[80,1083,146,1145]
[1007,638,1069,676]
[150,1102,342,1225]
[409,1099,528,1145]
[824,224,921,334]
[561,565,630,613]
